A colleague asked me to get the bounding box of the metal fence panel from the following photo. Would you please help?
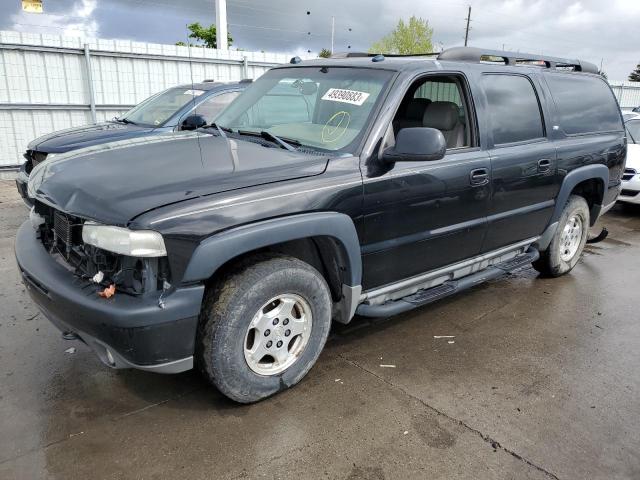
[610,82,640,108]
[0,30,307,167]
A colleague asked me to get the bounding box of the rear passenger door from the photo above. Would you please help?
[480,73,560,251]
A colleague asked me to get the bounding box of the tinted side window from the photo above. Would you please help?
[482,74,544,145]
[545,74,622,135]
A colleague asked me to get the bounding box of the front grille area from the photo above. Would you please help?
[34,202,170,296]
[621,189,639,197]
[622,168,637,181]
[53,210,79,255]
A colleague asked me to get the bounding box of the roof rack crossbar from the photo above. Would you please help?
[437,47,599,74]
[330,51,439,59]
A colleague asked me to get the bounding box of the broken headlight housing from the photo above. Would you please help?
[82,222,167,257]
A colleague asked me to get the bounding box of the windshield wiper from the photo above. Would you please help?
[113,116,137,125]
[236,130,299,151]
[203,122,232,138]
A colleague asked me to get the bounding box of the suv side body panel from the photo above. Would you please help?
[541,72,625,214]
[477,72,562,251]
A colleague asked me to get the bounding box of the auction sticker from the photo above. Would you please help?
[321,88,370,106]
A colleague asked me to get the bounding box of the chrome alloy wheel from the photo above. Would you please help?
[243,294,313,376]
[559,214,583,262]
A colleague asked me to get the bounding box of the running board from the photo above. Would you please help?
[356,247,539,318]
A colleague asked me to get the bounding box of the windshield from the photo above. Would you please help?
[215,67,395,152]
[626,119,640,144]
[120,87,204,127]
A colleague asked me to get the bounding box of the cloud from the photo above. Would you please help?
[8,0,99,37]
[0,0,639,80]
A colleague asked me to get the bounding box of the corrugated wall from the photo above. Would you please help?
[0,30,308,167]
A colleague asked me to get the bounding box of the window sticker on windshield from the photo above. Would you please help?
[321,88,370,106]
[183,89,204,96]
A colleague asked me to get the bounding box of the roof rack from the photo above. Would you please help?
[437,46,599,74]
[330,51,439,59]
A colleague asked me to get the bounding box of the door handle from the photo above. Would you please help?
[469,168,489,186]
[538,158,552,173]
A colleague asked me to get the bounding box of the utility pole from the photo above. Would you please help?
[464,5,471,47]
[215,0,228,50]
[331,16,335,54]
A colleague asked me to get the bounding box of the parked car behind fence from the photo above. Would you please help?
[15,80,249,205]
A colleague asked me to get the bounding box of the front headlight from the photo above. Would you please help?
[82,222,167,257]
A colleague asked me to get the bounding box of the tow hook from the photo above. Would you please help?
[587,227,608,244]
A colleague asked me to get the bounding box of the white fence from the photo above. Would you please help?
[610,82,640,109]
[2,31,640,168]
[0,31,309,168]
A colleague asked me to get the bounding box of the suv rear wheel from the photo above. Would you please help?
[197,255,332,403]
[533,194,590,277]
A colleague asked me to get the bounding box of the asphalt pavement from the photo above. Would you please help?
[1,180,639,480]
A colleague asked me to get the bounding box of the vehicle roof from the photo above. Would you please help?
[272,46,600,78]
[273,56,603,79]
[173,81,246,91]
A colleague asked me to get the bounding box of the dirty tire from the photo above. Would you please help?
[197,254,332,403]
[533,195,590,277]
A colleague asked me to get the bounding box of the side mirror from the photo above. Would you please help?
[382,127,446,163]
[181,114,207,131]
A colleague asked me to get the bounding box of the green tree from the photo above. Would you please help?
[629,63,640,82]
[369,16,433,55]
[318,48,332,58]
[175,22,232,49]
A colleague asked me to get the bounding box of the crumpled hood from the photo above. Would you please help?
[29,132,329,225]
[28,122,156,153]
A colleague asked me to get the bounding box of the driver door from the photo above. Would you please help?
[361,74,491,290]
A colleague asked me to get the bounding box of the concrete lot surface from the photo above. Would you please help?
[1,179,639,479]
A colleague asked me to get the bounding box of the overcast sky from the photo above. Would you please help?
[1,0,639,80]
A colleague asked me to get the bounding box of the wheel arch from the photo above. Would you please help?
[535,164,608,251]
[182,212,363,323]
[552,164,609,227]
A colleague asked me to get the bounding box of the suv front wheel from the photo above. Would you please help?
[533,194,590,277]
[197,255,332,403]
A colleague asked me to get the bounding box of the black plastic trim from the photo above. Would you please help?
[182,212,362,286]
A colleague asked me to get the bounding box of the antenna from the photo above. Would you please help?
[185,26,205,168]
[464,6,472,46]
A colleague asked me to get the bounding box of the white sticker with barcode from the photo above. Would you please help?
[183,89,204,96]
[321,88,370,106]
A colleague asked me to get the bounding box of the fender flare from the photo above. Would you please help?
[535,164,609,251]
[551,164,609,225]
[181,212,362,287]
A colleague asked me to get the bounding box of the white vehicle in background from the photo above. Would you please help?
[620,115,640,204]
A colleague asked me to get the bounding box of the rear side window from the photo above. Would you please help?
[545,74,622,135]
[482,74,545,145]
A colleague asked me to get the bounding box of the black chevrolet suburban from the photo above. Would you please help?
[16,47,625,403]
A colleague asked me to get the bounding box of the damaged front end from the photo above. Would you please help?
[31,201,172,298]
